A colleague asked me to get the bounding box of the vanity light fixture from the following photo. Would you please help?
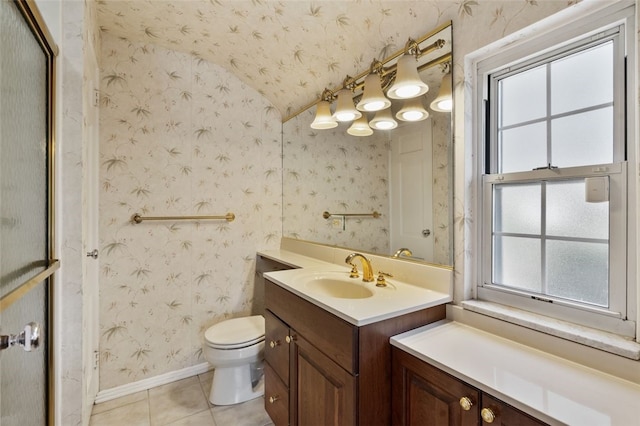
[310,89,338,129]
[333,77,362,122]
[347,115,374,136]
[295,22,451,134]
[369,107,398,130]
[396,96,429,122]
[430,63,453,112]
[386,39,430,100]
[356,60,391,112]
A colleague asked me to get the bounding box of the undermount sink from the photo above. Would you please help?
[303,274,374,299]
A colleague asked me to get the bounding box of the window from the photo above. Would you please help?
[475,5,636,336]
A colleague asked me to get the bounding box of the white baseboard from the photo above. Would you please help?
[94,362,213,404]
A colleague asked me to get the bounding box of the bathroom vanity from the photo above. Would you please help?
[264,278,445,425]
[259,252,452,426]
[390,320,640,426]
[391,347,546,425]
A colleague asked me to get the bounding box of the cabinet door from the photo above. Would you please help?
[292,335,356,426]
[392,348,479,426]
[265,310,290,384]
[480,395,548,426]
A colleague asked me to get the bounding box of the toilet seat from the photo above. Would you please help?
[205,315,265,350]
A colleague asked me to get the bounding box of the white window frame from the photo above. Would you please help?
[471,1,637,338]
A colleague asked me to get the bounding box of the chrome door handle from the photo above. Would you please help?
[0,322,41,352]
[86,249,98,259]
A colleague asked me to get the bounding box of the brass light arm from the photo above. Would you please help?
[283,20,452,122]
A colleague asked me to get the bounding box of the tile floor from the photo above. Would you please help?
[89,371,274,426]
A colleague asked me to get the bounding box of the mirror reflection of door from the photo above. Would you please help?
[0,1,57,424]
[390,119,434,261]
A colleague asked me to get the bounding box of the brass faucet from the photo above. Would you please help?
[345,253,374,282]
[392,248,413,258]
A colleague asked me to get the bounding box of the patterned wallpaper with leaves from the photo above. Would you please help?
[98,34,282,390]
[96,0,575,391]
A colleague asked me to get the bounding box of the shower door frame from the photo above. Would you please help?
[1,0,58,424]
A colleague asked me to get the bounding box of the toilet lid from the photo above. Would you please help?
[205,315,265,348]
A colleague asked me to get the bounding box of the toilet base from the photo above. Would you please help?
[209,363,264,405]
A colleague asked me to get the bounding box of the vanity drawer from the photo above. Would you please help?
[265,279,357,373]
[265,310,290,384]
[264,363,289,426]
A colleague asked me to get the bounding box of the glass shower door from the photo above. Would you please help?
[0,1,57,424]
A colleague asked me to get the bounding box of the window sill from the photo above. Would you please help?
[461,300,640,360]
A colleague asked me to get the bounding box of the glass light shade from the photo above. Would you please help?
[396,97,429,122]
[310,100,338,129]
[356,73,391,112]
[369,108,398,130]
[333,88,362,122]
[347,115,373,136]
[387,54,429,99]
[430,72,453,112]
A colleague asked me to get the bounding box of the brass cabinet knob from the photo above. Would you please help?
[459,396,473,411]
[481,408,496,423]
[285,335,295,344]
[268,395,279,404]
[269,340,280,348]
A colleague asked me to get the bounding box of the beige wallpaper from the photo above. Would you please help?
[98,34,282,390]
[96,0,576,118]
[95,0,575,392]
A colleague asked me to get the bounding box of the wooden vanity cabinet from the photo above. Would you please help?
[391,347,548,426]
[264,278,446,426]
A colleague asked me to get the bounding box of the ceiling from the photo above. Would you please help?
[96,0,457,119]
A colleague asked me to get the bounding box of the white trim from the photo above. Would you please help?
[465,0,637,338]
[94,362,212,404]
[460,300,640,360]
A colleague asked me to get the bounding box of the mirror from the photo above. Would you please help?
[282,24,453,266]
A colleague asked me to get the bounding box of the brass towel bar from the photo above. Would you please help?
[0,259,60,313]
[131,213,236,224]
[323,211,380,219]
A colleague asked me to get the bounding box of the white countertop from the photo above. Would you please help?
[258,249,330,269]
[391,320,640,426]
[258,250,451,326]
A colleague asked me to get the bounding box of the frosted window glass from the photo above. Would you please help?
[546,180,608,240]
[493,236,541,292]
[551,42,613,115]
[499,65,546,127]
[551,108,613,168]
[499,122,547,173]
[547,240,608,307]
[494,184,540,234]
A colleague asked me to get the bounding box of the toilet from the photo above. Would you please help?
[203,315,265,405]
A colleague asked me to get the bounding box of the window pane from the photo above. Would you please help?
[494,183,540,234]
[499,65,546,127]
[551,107,613,168]
[499,122,547,173]
[546,240,608,307]
[551,41,613,115]
[546,180,609,240]
[493,236,541,292]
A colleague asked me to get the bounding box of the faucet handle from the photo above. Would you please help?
[376,271,393,287]
[348,264,360,278]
